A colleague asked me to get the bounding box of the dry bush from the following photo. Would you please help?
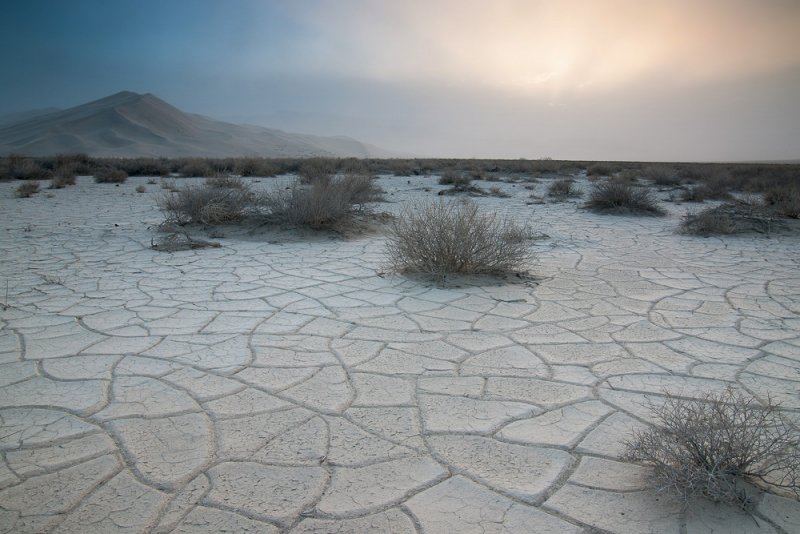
[645,165,681,186]
[385,199,534,275]
[585,181,665,215]
[679,206,738,235]
[157,182,254,225]
[4,158,51,181]
[680,200,780,235]
[547,178,580,199]
[488,186,510,198]
[234,158,278,177]
[15,181,40,198]
[178,160,216,178]
[299,158,337,183]
[93,167,128,183]
[205,176,247,189]
[586,162,615,177]
[260,174,383,230]
[49,167,77,188]
[625,387,799,509]
[438,171,471,187]
[764,185,800,218]
[680,186,708,203]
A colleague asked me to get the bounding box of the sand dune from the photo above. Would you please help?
[0,91,395,158]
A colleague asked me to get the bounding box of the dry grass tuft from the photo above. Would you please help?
[385,199,534,275]
[585,181,665,215]
[625,386,799,510]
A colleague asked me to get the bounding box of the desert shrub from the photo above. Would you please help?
[438,171,471,187]
[695,170,733,199]
[5,158,51,181]
[586,162,615,177]
[299,158,337,183]
[157,182,253,224]
[681,200,781,235]
[764,185,800,218]
[234,158,278,177]
[624,387,799,510]
[585,181,665,215]
[49,167,77,188]
[160,179,180,192]
[645,165,681,186]
[205,175,247,189]
[93,167,128,183]
[488,186,510,198]
[15,181,40,198]
[679,206,738,235]
[260,174,383,230]
[385,199,533,275]
[178,160,216,178]
[547,178,580,199]
[679,186,707,203]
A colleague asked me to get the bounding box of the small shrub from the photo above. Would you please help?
[260,174,383,230]
[160,179,180,192]
[385,199,533,275]
[298,158,337,183]
[585,181,665,215]
[135,185,146,193]
[15,181,40,198]
[764,185,800,218]
[679,206,737,235]
[234,158,278,177]
[94,167,128,183]
[645,165,681,186]
[547,178,580,199]
[624,386,799,509]
[680,186,707,203]
[49,167,77,188]
[178,160,216,178]
[488,186,510,198]
[157,183,253,224]
[586,162,615,177]
[438,171,471,187]
[205,176,247,189]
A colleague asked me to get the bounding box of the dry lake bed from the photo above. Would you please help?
[1,175,799,533]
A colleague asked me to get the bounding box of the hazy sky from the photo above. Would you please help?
[2,0,799,161]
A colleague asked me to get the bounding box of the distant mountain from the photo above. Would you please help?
[0,107,62,127]
[0,91,396,158]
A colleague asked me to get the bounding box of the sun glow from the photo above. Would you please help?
[286,0,800,100]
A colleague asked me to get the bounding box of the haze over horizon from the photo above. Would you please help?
[2,0,799,162]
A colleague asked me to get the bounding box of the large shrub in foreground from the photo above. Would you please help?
[385,199,533,275]
[625,387,799,510]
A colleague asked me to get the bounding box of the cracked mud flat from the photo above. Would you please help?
[1,175,799,533]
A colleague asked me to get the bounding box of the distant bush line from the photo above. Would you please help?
[1,153,798,196]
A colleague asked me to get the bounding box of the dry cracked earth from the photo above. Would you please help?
[1,175,799,533]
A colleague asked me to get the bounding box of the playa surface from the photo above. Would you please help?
[1,175,798,533]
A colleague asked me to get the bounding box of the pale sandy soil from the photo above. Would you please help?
[0,175,798,533]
